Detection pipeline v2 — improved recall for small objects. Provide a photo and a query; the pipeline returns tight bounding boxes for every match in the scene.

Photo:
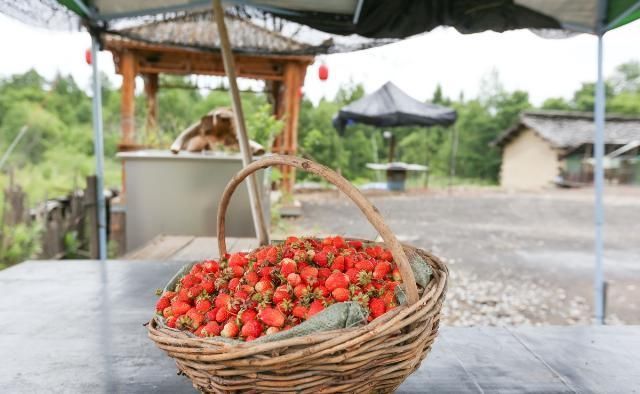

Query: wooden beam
[143,73,159,132]
[280,62,306,194]
[213,0,269,246]
[119,51,137,151]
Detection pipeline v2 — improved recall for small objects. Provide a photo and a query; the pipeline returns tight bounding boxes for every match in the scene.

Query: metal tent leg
[91,34,107,261]
[593,33,606,324]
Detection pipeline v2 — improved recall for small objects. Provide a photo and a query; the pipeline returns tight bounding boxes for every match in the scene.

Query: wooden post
[212,0,269,246]
[144,73,159,133]
[281,62,305,194]
[85,175,99,259]
[120,51,136,151]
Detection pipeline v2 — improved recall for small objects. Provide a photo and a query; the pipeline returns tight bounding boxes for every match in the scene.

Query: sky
[1,12,639,106]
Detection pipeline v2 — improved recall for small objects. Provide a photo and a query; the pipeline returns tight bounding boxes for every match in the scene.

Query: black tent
[333,82,457,133]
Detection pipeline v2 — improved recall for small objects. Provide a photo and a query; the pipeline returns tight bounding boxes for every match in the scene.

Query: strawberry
[171,301,191,317]
[201,280,215,294]
[176,315,193,330]
[156,296,171,312]
[177,288,191,302]
[392,268,402,282]
[348,240,363,250]
[313,284,330,298]
[325,272,349,291]
[272,286,291,303]
[358,271,373,286]
[332,288,350,302]
[258,307,285,328]
[239,308,258,324]
[187,284,204,299]
[206,307,219,322]
[181,274,197,288]
[293,284,310,299]
[186,309,205,328]
[313,251,329,267]
[195,299,212,313]
[162,306,173,318]
[214,294,231,309]
[332,236,347,249]
[265,326,280,335]
[201,321,221,337]
[300,266,319,285]
[255,279,273,293]
[369,298,386,318]
[373,261,391,280]
[346,268,360,284]
[330,255,345,272]
[230,265,244,278]
[292,304,308,319]
[165,316,178,328]
[380,249,393,262]
[307,300,325,317]
[280,258,297,277]
[355,260,374,273]
[221,321,239,338]
[318,267,332,282]
[215,307,229,323]
[244,270,259,286]
[287,273,302,287]
[202,260,220,273]
[229,253,248,267]
[277,299,293,314]
[240,319,263,338]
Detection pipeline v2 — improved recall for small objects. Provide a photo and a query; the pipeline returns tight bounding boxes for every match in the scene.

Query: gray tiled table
[1,260,638,393]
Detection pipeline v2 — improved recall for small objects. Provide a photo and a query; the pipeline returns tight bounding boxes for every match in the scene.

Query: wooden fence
[2,175,117,260]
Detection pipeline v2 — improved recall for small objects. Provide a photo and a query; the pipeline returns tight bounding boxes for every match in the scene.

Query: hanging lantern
[85,48,92,65]
[318,63,329,81]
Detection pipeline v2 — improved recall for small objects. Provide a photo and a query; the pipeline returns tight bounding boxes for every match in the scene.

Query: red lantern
[318,63,329,81]
[85,48,92,65]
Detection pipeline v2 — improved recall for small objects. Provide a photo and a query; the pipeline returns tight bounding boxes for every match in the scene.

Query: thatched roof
[493,110,640,149]
[104,11,311,55]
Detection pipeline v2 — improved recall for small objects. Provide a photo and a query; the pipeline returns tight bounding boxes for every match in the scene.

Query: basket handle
[216,155,420,305]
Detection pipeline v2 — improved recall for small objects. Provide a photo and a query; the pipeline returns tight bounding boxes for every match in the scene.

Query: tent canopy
[333,82,456,132]
[54,0,640,36]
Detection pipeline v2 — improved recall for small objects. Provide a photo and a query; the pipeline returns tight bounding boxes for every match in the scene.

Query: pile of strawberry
[154,236,403,341]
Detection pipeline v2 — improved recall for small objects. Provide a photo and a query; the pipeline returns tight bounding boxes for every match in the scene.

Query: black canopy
[333,82,457,132]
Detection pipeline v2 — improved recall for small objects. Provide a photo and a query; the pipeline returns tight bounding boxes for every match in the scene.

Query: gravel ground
[281,186,640,326]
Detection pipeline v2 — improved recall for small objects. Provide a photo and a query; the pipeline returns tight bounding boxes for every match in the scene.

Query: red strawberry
[201,280,215,294]
[162,306,173,318]
[221,321,239,338]
[392,268,402,282]
[380,249,393,262]
[313,251,329,267]
[293,284,309,299]
[258,307,285,328]
[230,265,244,278]
[215,307,229,323]
[300,266,319,285]
[177,288,191,302]
[206,307,219,322]
[195,299,212,313]
[239,308,258,324]
[287,273,302,287]
[202,260,220,273]
[166,316,178,328]
[240,319,263,338]
[277,299,293,314]
[325,272,349,291]
[280,258,297,277]
[332,236,347,249]
[259,266,274,279]
[176,315,193,330]
[156,296,171,312]
[369,298,386,318]
[332,288,350,302]
[255,279,273,293]
[229,253,248,267]
[318,268,332,282]
[308,300,325,317]
[201,321,221,337]
[373,261,391,280]
[330,255,345,272]
[272,286,291,303]
[313,284,330,298]
[244,271,259,286]
[348,240,363,250]
[186,310,205,328]
[292,304,308,319]
[171,301,191,316]
[187,284,203,299]
[181,274,197,288]
[355,260,374,273]
[214,294,231,309]
[346,268,360,284]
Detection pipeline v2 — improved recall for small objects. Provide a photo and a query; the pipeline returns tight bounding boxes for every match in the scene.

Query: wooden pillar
[119,51,136,151]
[143,73,158,133]
[280,62,306,194]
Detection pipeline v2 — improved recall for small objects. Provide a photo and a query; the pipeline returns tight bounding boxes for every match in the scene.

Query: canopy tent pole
[593,31,606,325]
[448,125,459,192]
[90,34,107,260]
[212,0,269,246]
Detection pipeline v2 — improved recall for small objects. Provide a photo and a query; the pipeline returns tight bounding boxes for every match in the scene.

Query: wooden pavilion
[103,11,314,193]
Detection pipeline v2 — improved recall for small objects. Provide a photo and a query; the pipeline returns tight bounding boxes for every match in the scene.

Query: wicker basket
[148,155,448,393]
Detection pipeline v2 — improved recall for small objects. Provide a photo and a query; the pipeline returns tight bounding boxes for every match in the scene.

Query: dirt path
[282,187,640,325]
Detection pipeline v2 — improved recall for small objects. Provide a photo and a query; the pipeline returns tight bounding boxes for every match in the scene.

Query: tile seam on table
[164,236,197,260]
[440,334,485,394]
[503,326,578,394]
